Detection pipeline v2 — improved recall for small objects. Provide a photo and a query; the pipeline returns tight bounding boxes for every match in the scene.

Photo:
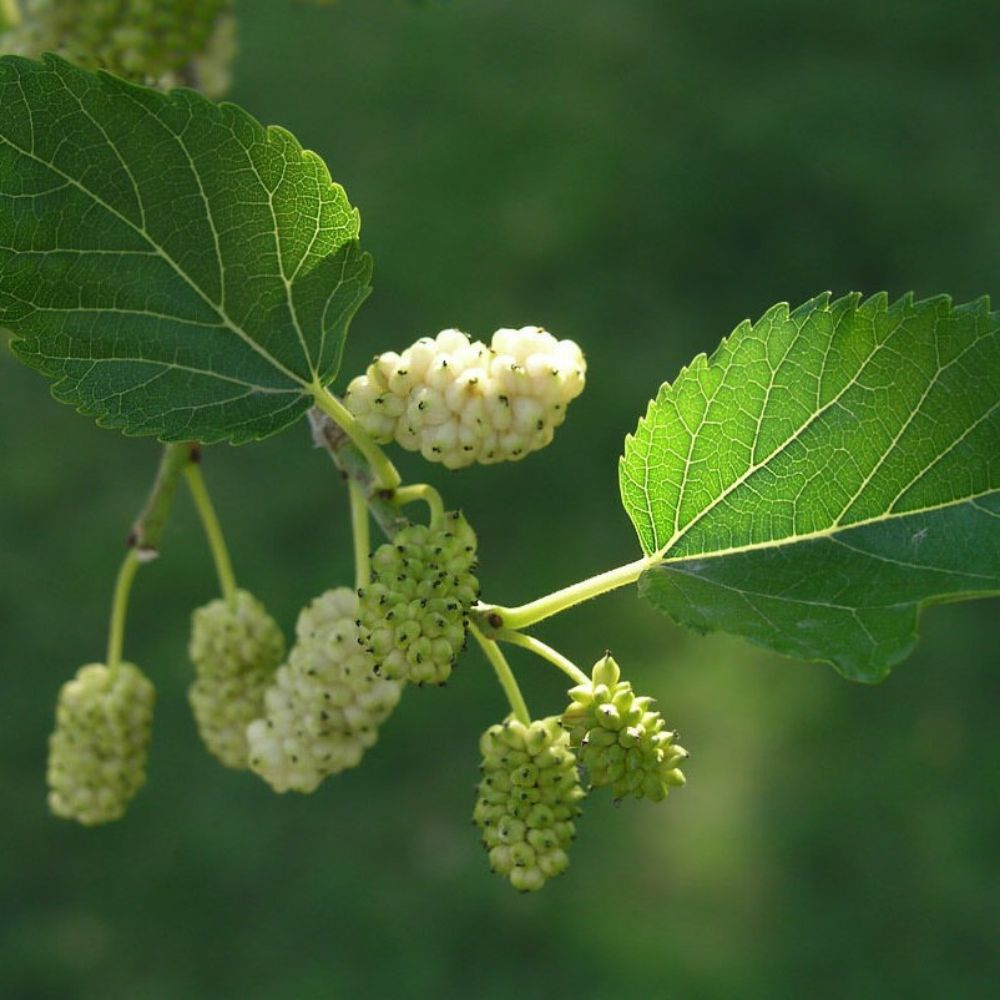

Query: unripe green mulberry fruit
[246,588,403,794]
[47,661,155,826]
[188,589,285,770]
[562,654,688,802]
[473,716,585,892]
[359,511,478,685]
[345,327,586,469]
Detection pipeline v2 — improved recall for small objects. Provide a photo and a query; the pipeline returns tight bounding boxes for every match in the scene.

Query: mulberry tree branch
[128,442,198,560]
[309,407,410,540]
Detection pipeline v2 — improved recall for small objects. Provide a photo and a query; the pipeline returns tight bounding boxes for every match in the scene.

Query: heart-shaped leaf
[0,55,371,443]
[621,293,1000,680]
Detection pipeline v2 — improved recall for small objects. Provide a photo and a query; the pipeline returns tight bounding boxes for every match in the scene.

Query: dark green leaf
[0,55,371,443]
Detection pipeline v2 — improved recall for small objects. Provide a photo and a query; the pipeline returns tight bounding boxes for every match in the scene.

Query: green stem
[185,462,238,608]
[311,385,401,491]
[475,555,652,632]
[106,442,197,669]
[394,483,445,528]
[308,408,409,540]
[130,442,196,558]
[106,548,142,671]
[349,479,371,591]
[497,630,589,685]
[470,623,531,725]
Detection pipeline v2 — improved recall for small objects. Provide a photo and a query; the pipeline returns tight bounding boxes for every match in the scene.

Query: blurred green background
[3,1,999,997]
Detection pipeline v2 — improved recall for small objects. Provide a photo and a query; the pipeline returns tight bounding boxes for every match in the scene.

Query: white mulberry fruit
[344,327,586,468]
[188,589,285,770]
[473,716,586,892]
[562,654,688,802]
[359,511,479,685]
[247,588,403,794]
[47,661,155,826]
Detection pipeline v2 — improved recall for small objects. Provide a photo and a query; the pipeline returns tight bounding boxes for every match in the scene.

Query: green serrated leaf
[0,55,371,444]
[620,292,1000,681]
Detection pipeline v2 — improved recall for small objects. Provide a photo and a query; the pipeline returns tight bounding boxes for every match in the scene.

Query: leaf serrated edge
[638,491,1000,684]
[1,54,372,445]
[619,290,998,557]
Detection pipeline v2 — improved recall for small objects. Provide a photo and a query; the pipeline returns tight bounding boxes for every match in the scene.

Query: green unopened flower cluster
[188,589,285,770]
[562,653,687,801]
[473,716,585,892]
[359,511,479,685]
[47,661,155,825]
[2,0,235,97]
[247,588,404,793]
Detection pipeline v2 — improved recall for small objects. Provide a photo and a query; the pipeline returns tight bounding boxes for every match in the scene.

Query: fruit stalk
[185,461,238,608]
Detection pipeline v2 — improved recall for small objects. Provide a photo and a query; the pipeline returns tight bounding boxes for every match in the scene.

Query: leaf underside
[620,292,1000,681]
[0,55,372,444]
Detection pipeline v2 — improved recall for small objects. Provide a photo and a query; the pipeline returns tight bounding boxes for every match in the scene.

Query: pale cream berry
[188,590,285,770]
[344,327,586,468]
[247,588,402,794]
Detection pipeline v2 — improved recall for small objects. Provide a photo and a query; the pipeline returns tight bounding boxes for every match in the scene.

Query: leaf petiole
[475,554,653,631]
[311,385,401,491]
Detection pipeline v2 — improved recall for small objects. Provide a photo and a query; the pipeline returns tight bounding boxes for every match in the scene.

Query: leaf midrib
[656,485,1000,571]
[655,559,997,619]
[649,314,996,562]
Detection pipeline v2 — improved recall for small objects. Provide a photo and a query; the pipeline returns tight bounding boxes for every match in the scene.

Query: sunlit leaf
[620,292,1000,680]
[0,55,371,443]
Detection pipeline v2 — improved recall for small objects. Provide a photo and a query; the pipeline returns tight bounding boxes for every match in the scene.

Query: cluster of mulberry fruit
[359,511,479,685]
[2,0,236,98]
[187,589,285,770]
[344,327,586,468]
[473,716,585,892]
[562,654,688,802]
[34,270,686,890]
[471,656,688,891]
[47,661,155,826]
[247,588,403,793]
